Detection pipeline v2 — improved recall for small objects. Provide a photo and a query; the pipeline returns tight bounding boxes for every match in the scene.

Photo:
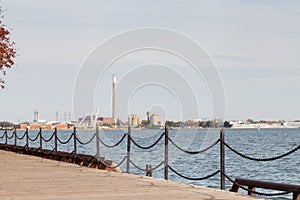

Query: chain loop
[7,132,14,139]
[57,133,74,144]
[0,132,5,139]
[223,141,300,161]
[168,137,219,154]
[15,132,26,140]
[168,165,220,181]
[75,133,96,145]
[98,133,126,148]
[41,132,55,142]
[130,132,164,150]
[28,132,41,142]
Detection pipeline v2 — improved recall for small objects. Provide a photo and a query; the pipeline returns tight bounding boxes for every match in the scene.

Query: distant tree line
[246,119,286,124]
[199,120,224,128]
[0,121,14,128]
[165,121,183,127]
[165,120,225,128]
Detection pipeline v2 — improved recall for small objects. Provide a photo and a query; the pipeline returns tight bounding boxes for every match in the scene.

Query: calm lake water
[1,128,299,199]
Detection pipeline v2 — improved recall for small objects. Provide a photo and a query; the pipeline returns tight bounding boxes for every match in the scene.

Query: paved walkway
[0,150,263,199]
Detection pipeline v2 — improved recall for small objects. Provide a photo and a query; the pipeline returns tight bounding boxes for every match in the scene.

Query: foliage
[0,121,14,128]
[0,6,16,88]
[21,121,31,126]
[165,121,182,127]
[185,119,200,127]
[140,120,149,125]
[246,119,255,124]
[102,123,111,127]
[199,120,223,128]
[247,119,286,124]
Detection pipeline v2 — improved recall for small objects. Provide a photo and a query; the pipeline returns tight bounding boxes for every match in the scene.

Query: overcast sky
[1,0,300,123]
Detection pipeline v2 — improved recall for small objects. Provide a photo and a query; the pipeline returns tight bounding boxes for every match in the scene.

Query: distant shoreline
[4,126,298,131]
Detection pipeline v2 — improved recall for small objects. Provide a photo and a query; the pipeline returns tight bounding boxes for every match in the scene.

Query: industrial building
[129,114,141,127]
[149,113,164,127]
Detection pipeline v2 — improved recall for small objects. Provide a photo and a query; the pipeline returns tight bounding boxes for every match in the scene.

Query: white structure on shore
[229,120,299,129]
[129,114,141,127]
[149,113,164,126]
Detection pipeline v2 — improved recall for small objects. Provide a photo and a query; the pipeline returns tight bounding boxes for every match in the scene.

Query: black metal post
[5,130,7,145]
[146,164,152,177]
[126,125,131,173]
[14,128,17,146]
[26,128,29,148]
[293,192,300,200]
[39,128,42,149]
[73,127,77,155]
[164,126,169,180]
[54,127,58,154]
[96,127,100,161]
[220,129,225,190]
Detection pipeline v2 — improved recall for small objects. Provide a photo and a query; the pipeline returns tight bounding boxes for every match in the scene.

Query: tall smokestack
[112,74,116,123]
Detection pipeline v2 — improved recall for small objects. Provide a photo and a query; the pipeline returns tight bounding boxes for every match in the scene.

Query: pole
[14,128,17,146]
[73,127,77,155]
[146,164,152,177]
[26,128,29,148]
[220,129,225,190]
[54,127,58,154]
[293,192,300,200]
[5,130,7,145]
[39,128,42,149]
[96,126,100,161]
[164,125,169,180]
[126,125,131,173]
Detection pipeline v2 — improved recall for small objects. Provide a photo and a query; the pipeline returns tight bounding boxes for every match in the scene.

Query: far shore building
[129,114,141,127]
[149,113,164,127]
[77,115,113,127]
[98,117,114,126]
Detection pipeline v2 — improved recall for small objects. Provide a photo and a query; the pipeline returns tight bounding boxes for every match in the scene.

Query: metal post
[5,130,7,145]
[39,128,42,149]
[126,125,131,173]
[293,192,300,200]
[146,164,152,177]
[14,129,17,146]
[54,127,58,154]
[96,127,100,161]
[220,129,225,190]
[73,127,77,155]
[248,186,256,196]
[26,128,29,148]
[164,126,169,180]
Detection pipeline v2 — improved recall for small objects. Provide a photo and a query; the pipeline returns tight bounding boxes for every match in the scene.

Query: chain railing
[219,130,300,199]
[223,140,300,162]
[0,126,299,199]
[98,133,127,148]
[129,132,165,150]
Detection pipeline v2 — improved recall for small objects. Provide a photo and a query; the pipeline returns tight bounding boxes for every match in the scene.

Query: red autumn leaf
[0,6,16,89]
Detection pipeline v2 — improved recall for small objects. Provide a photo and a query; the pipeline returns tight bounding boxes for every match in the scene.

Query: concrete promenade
[0,150,263,200]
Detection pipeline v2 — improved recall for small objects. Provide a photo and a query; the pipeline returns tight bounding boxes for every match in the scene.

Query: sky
[1,0,300,123]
